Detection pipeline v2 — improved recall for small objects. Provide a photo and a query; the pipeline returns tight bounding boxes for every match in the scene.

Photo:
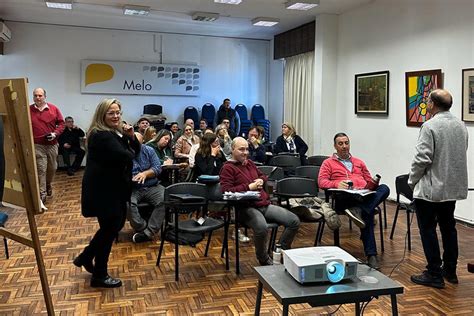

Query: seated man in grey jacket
[128,133,165,243]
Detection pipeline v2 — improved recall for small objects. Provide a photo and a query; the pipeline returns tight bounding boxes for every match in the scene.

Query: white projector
[283,246,359,284]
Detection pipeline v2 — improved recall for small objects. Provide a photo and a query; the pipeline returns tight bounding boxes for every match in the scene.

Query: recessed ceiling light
[45,0,73,10]
[192,12,219,22]
[285,0,320,10]
[252,17,279,27]
[123,5,150,16]
[214,0,242,4]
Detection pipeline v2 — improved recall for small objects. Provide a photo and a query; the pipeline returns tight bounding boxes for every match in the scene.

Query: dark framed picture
[355,71,389,115]
[405,69,443,127]
[462,68,474,122]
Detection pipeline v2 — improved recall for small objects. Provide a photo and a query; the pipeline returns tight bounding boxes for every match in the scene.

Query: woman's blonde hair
[88,98,122,137]
[282,122,296,137]
[215,124,227,136]
[143,126,157,143]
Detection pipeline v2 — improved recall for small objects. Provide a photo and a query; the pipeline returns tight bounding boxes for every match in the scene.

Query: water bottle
[373,174,381,184]
[273,243,282,265]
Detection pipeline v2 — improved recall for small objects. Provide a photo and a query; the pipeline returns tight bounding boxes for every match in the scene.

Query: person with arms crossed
[318,132,390,269]
[30,88,65,203]
[58,116,85,176]
[408,89,468,289]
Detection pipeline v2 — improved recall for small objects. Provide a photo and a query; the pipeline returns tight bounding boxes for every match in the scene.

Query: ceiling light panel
[285,0,320,10]
[192,12,219,22]
[252,17,279,27]
[123,5,150,16]
[214,0,242,4]
[45,0,73,10]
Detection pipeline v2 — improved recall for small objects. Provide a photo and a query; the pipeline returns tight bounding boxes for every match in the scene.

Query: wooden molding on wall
[274,21,315,60]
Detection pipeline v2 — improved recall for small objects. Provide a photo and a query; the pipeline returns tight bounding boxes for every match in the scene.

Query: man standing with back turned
[30,88,65,203]
[409,89,468,289]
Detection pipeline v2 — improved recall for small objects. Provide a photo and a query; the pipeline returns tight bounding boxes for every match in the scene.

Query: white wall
[267,39,284,141]
[0,22,271,130]
[320,0,474,222]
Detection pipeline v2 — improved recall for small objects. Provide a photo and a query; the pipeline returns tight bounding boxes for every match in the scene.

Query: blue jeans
[335,184,390,256]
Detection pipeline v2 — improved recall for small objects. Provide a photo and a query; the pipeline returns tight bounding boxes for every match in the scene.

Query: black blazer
[274,135,308,161]
[194,152,226,179]
[81,131,139,218]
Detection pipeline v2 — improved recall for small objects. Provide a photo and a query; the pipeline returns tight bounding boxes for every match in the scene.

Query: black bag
[165,229,204,247]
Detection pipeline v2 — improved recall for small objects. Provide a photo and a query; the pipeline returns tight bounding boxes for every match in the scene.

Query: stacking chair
[201,103,216,129]
[389,174,415,250]
[235,104,252,137]
[251,104,270,140]
[256,166,284,182]
[183,106,199,129]
[156,182,228,281]
[274,177,325,246]
[295,166,326,200]
[307,155,329,166]
[143,104,163,115]
[270,154,301,176]
[0,211,9,259]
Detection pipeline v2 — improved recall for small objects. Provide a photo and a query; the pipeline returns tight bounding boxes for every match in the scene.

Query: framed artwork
[405,69,443,127]
[462,68,474,122]
[354,71,389,115]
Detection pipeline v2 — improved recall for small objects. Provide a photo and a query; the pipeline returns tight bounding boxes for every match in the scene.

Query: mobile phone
[347,180,353,189]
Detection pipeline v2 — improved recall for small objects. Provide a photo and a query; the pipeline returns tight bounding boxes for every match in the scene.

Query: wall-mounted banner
[81,60,200,96]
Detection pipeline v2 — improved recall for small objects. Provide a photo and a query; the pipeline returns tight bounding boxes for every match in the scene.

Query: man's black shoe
[73,256,94,274]
[468,263,474,273]
[90,275,122,288]
[67,168,75,176]
[442,269,459,284]
[411,270,445,289]
[132,232,152,243]
[344,207,366,229]
[367,255,379,269]
[258,257,273,266]
[46,185,53,196]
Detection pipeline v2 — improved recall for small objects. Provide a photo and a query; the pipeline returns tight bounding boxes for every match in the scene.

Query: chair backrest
[270,154,301,168]
[395,174,413,202]
[183,106,199,129]
[251,104,265,123]
[235,104,249,121]
[201,103,216,128]
[275,177,318,196]
[295,166,320,184]
[164,182,208,213]
[257,166,284,181]
[143,104,163,115]
[307,155,329,166]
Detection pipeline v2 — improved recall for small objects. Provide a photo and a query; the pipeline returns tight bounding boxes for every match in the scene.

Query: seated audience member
[127,133,165,243]
[194,133,226,180]
[256,125,266,143]
[222,118,237,139]
[174,124,200,163]
[217,98,237,129]
[215,124,232,160]
[318,132,390,269]
[175,118,195,139]
[195,119,208,138]
[136,117,151,135]
[247,126,266,164]
[58,116,86,176]
[220,137,300,265]
[189,129,214,168]
[142,126,156,143]
[147,129,173,165]
[274,122,308,165]
[169,122,180,145]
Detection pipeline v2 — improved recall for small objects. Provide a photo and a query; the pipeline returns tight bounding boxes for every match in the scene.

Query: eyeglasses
[185,129,193,131]
[106,111,122,116]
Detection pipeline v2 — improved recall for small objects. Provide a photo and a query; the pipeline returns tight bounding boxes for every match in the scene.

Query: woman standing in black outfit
[194,133,226,179]
[73,98,139,288]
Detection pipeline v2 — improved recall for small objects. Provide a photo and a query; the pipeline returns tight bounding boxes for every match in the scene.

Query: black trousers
[81,208,126,278]
[415,199,458,276]
[61,146,85,170]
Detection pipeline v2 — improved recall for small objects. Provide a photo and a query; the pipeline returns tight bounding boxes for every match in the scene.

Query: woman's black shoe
[90,275,122,288]
[73,256,94,274]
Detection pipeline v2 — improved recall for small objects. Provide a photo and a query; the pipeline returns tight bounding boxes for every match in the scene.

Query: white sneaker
[231,229,250,243]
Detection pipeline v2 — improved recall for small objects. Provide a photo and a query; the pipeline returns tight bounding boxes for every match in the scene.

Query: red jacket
[30,103,65,145]
[318,154,375,190]
[220,159,269,208]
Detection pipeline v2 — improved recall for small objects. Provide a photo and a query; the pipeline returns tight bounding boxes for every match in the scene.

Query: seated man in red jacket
[220,137,300,266]
[318,132,390,269]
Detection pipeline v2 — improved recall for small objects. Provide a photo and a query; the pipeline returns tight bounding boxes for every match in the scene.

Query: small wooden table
[254,264,403,315]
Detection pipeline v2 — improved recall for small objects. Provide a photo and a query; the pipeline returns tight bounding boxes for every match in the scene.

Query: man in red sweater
[318,132,389,269]
[220,137,300,266]
[30,88,65,203]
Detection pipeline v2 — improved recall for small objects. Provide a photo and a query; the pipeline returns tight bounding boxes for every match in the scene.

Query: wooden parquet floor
[1,169,474,315]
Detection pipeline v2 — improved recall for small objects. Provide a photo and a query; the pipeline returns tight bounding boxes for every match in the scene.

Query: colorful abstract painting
[405,69,443,127]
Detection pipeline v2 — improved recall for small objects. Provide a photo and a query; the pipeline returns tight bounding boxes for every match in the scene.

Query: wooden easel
[0,79,54,315]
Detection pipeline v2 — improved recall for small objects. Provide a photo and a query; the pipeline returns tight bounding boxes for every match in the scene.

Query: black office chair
[274,177,325,246]
[156,182,228,281]
[257,166,285,182]
[307,155,329,166]
[389,174,415,250]
[295,166,327,200]
[270,154,301,176]
[0,211,9,259]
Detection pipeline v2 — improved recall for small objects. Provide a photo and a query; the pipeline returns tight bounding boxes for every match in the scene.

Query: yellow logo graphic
[85,63,114,86]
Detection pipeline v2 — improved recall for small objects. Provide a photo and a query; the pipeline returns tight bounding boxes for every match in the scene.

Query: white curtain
[283,51,315,156]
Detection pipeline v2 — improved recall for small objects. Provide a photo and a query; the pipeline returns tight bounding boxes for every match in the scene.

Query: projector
[283,246,359,284]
